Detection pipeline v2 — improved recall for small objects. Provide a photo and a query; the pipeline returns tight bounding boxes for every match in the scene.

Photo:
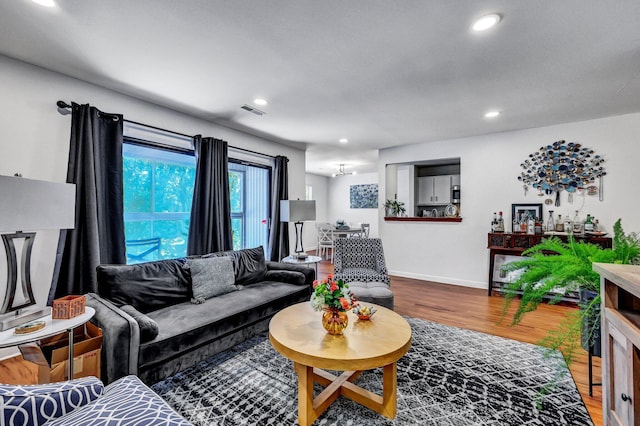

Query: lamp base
[0,306,51,331]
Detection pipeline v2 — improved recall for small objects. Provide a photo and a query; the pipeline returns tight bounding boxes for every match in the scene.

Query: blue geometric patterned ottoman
[46,375,192,425]
[0,376,104,426]
[1,375,192,426]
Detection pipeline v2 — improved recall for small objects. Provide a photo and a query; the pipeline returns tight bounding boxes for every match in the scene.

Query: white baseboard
[388,270,487,290]
[0,348,20,362]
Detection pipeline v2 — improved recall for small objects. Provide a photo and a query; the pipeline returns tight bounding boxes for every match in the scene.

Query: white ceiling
[2,1,640,176]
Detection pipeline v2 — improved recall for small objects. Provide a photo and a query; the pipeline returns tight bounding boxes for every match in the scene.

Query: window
[228,161,270,251]
[305,184,313,201]
[123,142,195,262]
[122,130,272,264]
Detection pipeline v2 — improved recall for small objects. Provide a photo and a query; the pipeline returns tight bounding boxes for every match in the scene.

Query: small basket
[52,295,86,319]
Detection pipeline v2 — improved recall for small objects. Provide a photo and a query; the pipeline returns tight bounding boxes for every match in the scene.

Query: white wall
[304,173,329,251]
[379,112,640,288]
[0,55,307,358]
[328,172,380,237]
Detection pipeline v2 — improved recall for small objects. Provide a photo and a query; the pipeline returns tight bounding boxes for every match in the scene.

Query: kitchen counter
[384,216,462,222]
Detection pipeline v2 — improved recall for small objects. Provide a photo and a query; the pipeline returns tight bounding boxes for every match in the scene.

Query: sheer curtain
[187,135,233,255]
[267,155,289,261]
[49,103,126,301]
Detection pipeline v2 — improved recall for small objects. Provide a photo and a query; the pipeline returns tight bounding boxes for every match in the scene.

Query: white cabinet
[417,175,452,205]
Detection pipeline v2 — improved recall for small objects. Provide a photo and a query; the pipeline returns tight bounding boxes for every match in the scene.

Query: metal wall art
[518,140,606,206]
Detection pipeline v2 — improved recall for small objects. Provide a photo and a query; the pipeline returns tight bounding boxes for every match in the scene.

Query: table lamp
[0,175,76,330]
[280,200,316,258]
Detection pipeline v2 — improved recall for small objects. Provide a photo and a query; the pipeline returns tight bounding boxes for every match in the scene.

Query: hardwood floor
[0,258,602,425]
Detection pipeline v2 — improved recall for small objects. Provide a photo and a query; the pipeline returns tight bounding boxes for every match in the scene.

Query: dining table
[333,226,363,238]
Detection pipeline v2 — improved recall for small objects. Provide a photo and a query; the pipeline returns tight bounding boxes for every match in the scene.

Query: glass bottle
[491,212,497,232]
[584,214,594,232]
[555,214,564,232]
[527,213,535,235]
[573,210,583,234]
[496,211,505,232]
[534,217,542,234]
[564,215,572,233]
[546,210,555,233]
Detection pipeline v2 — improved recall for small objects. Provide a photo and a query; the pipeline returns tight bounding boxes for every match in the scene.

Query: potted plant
[384,199,406,217]
[501,219,640,362]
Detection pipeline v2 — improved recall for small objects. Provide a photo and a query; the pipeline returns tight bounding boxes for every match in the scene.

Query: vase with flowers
[310,274,358,335]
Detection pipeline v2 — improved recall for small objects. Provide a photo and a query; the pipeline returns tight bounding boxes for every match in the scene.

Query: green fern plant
[501,219,640,358]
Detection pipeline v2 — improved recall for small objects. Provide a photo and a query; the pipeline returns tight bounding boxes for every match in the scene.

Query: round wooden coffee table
[269,302,411,426]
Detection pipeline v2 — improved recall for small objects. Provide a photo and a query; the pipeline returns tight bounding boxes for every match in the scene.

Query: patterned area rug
[151,317,593,425]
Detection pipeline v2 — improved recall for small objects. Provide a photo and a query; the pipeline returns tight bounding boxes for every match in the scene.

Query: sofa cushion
[204,246,267,286]
[0,376,104,426]
[120,304,159,343]
[45,375,192,426]
[263,269,306,285]
[187,256,236,302]
[97,259,190,313]
[138,281,310,369]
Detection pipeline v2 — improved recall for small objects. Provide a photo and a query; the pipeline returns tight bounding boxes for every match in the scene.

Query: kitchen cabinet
[592,263,640,426]
[417,175,451,205]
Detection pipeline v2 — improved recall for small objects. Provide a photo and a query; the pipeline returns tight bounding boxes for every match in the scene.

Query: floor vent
[241,105,266,116]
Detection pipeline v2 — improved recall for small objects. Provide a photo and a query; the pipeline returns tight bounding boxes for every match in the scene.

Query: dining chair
[360,223,370,238]
[316,223,335,262]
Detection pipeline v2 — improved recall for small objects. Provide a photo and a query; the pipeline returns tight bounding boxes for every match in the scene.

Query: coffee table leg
[296,363,316,426]
[295,362,398,423]
[382,362,398,418]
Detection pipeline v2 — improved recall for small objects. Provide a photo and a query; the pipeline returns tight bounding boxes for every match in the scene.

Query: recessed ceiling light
[484,110,501,118]
[253,98,268,106]
[339,138,348,144]
[32,0,56,6]
[472,14,501,31]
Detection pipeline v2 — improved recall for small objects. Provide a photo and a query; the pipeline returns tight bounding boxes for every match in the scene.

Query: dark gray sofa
[86,247,313,385]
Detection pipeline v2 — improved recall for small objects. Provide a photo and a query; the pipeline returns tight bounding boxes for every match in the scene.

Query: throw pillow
[0,376,104,426]
[96,259,190,313]
[120,305,160,342]
[204,246,267,285]
[187,256,236,303]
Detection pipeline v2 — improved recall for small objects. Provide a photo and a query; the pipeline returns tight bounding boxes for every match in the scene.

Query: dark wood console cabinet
[487,232,612,298]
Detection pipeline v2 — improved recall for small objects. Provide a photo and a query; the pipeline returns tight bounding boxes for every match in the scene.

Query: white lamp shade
[0,175,76,231]
[280,200,316,222]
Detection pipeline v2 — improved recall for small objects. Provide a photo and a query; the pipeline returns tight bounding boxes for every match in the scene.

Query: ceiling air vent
[241,104,266,116]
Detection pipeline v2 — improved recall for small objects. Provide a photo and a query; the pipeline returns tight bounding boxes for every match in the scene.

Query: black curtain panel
[49,103,126,301]
[267,155,289,261]
[187,135,233,255]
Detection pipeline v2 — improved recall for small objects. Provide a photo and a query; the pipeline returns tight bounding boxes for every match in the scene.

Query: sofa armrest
[0,376,104,426]
[266,261,314,285]
[86,293,140,385]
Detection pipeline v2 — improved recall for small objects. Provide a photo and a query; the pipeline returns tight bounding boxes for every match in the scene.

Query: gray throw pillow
[120,304,159,343]
[187,256,236,303]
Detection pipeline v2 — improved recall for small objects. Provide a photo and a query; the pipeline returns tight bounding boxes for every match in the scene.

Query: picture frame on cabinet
[511,203,543,225]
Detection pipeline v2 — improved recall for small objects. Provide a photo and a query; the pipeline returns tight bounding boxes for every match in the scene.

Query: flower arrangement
[310,274,358,312]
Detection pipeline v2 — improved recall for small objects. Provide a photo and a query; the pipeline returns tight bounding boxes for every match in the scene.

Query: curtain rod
[56,101,276,159]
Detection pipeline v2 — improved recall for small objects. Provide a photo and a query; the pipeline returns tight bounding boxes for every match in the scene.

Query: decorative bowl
[353,305,377,320]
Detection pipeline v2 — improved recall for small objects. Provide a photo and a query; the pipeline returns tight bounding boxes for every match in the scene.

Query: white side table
[0,307,95,381]
[281,255,322,279]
